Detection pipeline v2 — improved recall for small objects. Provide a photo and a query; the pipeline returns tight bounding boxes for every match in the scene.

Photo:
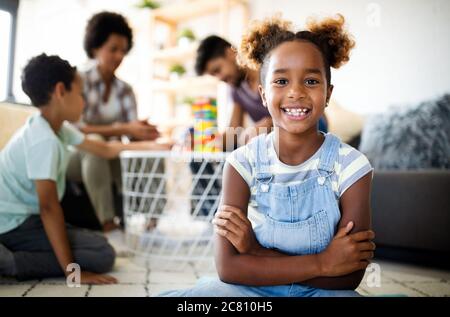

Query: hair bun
[306,14,355,69]
[238,16,294,70]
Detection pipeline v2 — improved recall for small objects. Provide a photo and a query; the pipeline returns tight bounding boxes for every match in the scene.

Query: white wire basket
[120,150,228,272]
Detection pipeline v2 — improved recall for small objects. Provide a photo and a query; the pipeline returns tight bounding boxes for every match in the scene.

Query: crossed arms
[213,162,375,289]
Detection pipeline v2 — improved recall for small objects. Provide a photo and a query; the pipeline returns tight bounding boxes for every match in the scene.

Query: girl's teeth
[284,108,309,115]
[282,108,310,117]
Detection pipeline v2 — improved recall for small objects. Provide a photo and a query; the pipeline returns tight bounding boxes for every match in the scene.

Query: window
[0,11,12,101]
[0,0,18,102]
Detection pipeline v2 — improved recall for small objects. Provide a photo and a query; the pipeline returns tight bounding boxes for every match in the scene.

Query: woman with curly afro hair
[67,12,161,232]
[160,14,376,297]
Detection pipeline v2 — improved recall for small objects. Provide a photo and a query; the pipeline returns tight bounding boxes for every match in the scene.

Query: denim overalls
[252,132,340,257]
[160,133,361,297]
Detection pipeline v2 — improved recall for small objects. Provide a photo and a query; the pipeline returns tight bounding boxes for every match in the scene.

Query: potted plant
[169,64,186,80]
[136,0,160,9]
[177,28,196,47]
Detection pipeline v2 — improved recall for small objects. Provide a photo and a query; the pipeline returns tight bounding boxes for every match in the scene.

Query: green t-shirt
[0,113,84,234]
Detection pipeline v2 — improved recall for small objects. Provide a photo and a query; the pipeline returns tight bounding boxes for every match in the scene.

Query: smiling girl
[160,14,375,297]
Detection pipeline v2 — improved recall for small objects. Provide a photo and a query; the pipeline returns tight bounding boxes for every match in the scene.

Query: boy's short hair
[195,35,232,75]
[21,53,77,107]
[84,11,133,59]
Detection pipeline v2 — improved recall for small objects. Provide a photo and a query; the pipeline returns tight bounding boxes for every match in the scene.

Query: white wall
[249,0,450,113]
[12,0,450,116]
[0,10,12,100]
[13,0,153,118]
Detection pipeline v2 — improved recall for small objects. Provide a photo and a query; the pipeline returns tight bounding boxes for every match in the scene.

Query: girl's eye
[274,79,288,85]
[305,79,319,85]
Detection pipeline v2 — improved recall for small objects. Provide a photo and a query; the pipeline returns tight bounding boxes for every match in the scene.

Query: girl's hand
[79,271,118,285]
[317,222,376,277]
[212,205,261,255]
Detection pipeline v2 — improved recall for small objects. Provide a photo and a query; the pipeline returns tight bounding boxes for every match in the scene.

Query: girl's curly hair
[238,14,355,85]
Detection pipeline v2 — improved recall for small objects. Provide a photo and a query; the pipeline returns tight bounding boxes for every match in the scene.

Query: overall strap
[254,134,273,184]
[317,133,341,173]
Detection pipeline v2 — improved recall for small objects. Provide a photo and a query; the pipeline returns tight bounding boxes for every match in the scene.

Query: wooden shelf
[152,0,247,25]
[152,42,198,63]
[147,0,249,124]
[152,75,219,94]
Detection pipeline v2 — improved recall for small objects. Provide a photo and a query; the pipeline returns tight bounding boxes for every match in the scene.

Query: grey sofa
[371,170,450,268]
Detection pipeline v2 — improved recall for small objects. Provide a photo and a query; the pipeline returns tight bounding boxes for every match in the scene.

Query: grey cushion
[359,94,450,169]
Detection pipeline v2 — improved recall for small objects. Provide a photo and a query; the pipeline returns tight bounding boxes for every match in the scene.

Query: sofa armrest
[0,102,37,150]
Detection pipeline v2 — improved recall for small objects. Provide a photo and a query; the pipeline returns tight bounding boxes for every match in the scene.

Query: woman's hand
[123,119,160,141]
[317,222,376,277]
[212,205,262,255]
[79,271,118,285]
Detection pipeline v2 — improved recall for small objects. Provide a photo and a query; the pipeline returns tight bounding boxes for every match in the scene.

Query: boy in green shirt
[0,54,169,283]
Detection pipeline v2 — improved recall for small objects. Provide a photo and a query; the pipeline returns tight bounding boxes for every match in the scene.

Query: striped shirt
[80,66,137,126]
[227,132,373,206]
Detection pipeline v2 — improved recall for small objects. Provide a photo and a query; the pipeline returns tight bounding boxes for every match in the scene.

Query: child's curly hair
[238,14,355,86]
